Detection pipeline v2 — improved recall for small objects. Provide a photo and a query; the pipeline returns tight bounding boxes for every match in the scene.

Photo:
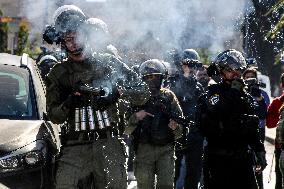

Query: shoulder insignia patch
[208,94,219,105]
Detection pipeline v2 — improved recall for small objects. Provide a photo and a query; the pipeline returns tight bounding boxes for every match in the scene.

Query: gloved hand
[63,93,88,109]
[250,87,262,98]
[93,86,121,110]
[231,78,245,92]
[255,151,267,173]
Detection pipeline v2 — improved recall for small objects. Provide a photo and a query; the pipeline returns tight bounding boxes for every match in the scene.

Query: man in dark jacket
[170,49,204,189]
[197,49,267,189]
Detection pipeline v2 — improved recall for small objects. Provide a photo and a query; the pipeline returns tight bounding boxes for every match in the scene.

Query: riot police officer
[170,49,204,189]
[45,5,149,189]
[197,49,267,189]
[125,59,183,189]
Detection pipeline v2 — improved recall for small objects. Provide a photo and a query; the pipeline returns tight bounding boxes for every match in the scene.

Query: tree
[15,20,29,55]
[266,0,284,39]
[242,0,284,95]
[0,9,9,52]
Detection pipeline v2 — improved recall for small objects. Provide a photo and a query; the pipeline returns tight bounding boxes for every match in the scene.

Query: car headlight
[0,156,22,169]
[24,151,43,165]
[0,141,46,171]
[0,150,44,171]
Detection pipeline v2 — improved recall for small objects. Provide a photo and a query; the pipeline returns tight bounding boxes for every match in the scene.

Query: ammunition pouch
[96,127,119,140]
[61,131,95,146]
[61,107,118,146]
[239,114,259,139]
[240,114,259,128]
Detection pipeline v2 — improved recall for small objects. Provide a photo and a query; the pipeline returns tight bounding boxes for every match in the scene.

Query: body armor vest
[139,94,174,145]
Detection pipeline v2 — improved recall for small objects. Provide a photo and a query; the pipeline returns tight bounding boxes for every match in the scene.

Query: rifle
[72,82,110,131]
[74,82,105,97]
[168,112,195,128]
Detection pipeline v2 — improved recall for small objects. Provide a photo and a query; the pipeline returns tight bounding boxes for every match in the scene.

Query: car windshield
[0,65,37,120]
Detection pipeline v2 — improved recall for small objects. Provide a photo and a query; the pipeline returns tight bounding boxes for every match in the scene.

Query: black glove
[63,94,88,109]
[251,87,262,98]
[93,85,120,110]
[231,78,245,92]
[255,151,267,171]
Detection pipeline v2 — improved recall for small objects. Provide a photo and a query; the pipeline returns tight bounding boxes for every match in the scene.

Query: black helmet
[53,5,86,34]
[214,49,247,71]
[139,59,167,77]
[182,49,200,61]
[181,49,202,68]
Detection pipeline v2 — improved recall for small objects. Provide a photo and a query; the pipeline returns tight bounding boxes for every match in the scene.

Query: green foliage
[197,49,211,65]
[23,33,42,59]
[266,0,284,39]
[265,0,284,16]
[15,21,29,55]
[0,9,9,52]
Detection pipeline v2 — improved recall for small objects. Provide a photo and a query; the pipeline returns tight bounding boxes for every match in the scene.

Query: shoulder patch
[208,93,220,105]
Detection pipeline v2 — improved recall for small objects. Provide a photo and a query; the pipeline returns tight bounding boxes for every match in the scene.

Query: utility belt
[61,107,119,146]
[207,147,250,160]
[62,127,119,146]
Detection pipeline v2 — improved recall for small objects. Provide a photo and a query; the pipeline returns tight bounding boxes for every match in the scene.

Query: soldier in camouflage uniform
[125,59,184,189]
[45,5,149,189]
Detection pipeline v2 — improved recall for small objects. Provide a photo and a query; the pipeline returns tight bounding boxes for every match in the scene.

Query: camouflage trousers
[92,137,128,189]
[279,150,284,189]
[55,144,94,189]
[134,143,175,189]
[55,137,127,189]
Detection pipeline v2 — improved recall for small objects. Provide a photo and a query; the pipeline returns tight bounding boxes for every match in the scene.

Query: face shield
[82,18,110,54]
[215,49,246,71]
[53,5,86,56]
[139,59,166,94]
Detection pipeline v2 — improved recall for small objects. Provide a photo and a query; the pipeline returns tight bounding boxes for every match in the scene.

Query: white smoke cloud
[20,0,58,34]
[20,0,250,57]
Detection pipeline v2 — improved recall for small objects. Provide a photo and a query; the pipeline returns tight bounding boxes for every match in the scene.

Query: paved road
[264,128,276,189]
[128,128,277,189]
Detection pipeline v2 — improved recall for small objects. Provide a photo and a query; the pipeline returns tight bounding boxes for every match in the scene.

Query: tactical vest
[200,83,257,150]
[138,93,174,146]
[58,60,116,134]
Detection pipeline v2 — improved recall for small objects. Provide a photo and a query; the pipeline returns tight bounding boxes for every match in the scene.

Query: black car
[0,53,61,189]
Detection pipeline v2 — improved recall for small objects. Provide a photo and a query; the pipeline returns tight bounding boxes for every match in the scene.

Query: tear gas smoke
[20,0,250,59]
